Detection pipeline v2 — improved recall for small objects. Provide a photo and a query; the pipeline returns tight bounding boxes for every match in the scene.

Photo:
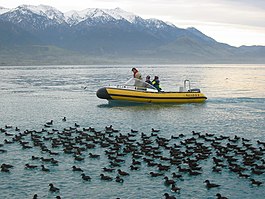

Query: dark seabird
[115,176,124,183]
[49,183,59,192]
[164,193,176,199]
[171,184,181,192]
[1,167,10,172]
[204,180,220,188]
[100,174,113,181]
[172,172,182,178]
[81,173,91,181]
[25,164,38,169]
[152,128,160,133]
[216,193,228,199]
[102,167,115,172]
[46,120,53,125]
[72,166,83,172]
[41,165,50,172]
[164,176,175,186]
[89,153,100,158]
[117,169,129,176]
[150,172,163,177]
[250,179,263,186]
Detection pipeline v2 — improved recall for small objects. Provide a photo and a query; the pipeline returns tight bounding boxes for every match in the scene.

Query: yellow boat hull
[97,87,207,103]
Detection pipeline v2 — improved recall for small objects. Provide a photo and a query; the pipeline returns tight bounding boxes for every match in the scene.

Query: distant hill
[0,4,265,65]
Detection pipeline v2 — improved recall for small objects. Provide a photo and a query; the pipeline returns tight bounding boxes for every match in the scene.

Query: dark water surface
[0,64,264,199]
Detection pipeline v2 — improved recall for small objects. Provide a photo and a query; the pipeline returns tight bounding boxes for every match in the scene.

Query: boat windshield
[124,78,157,90]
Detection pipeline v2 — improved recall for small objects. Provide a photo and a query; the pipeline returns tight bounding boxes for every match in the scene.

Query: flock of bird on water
[0,118,264,199]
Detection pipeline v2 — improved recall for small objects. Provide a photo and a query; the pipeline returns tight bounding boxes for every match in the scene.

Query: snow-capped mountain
[0,4,193,46]
[0,4,176,29]
[1,4,263,64]
[0,5,68,30]
[0,6,10,14]
[17,4,65,23]
[65,7,140,25]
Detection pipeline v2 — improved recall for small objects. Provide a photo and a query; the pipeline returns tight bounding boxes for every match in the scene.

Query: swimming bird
[100,174,113,181]
[5,132,13,136]
[4,139,13,144]
[1,167,10,172]
[164,193,176,199]
[1,164,13,172]
[5,125,12,129]
[72,166,83,172]
[204,180,220,188]
[132,159,141,165]
[117,169,129,176]
[49,183,59,192]
[105,125,113,131]
[46,120,53,125]
[172,172,182,178]
[41,165,50,172]
[25,164,38,169]
[238,172,250,178]
[62,117,66,122]
[81,173,91,181]
[33,194,38,199]
[32,156,40,160]
[152,128,160,133]
[150,172,163,177]
[188,169,202,176]
[1,163,14,168]
[251,168,264,175]
[102,167,115,172]
[216,193,228,199]
[74,155,84,161]
[171,184,181,192]
[115,176,124,183]
[130,165,140,170]
[212,166,222,173]
[0,149,7,153]
[164,176,175,186]
[89,153,100,158]
[250,179,263,186]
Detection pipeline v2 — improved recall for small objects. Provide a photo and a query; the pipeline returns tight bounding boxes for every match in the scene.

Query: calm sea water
[0,64,264,199]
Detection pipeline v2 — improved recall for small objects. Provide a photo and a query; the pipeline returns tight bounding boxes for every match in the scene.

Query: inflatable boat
[96,78,207,104]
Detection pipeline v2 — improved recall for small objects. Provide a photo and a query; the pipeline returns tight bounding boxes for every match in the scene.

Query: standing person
[131,68,142,80]
[145,75,152,85]
[152,76,162,91]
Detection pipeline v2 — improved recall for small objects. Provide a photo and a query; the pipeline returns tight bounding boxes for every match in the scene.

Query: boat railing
[123,78,158,90]
[114,84,158,92]
[179,80,201,93]
[109,78,201,93]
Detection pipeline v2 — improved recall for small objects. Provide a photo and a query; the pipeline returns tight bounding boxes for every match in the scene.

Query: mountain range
[0,4,264,65]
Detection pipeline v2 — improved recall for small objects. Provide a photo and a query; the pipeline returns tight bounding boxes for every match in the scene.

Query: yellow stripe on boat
[105,87,207,103]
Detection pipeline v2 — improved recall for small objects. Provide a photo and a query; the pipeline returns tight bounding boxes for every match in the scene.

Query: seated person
[131,67,142,80]
[152,76,162,91]
[145,75,152,85]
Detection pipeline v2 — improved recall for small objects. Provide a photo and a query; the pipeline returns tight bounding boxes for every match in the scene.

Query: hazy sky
[1,0,265,47]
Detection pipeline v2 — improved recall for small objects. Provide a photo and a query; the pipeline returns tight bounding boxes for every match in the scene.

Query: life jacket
[152,80,161,91]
